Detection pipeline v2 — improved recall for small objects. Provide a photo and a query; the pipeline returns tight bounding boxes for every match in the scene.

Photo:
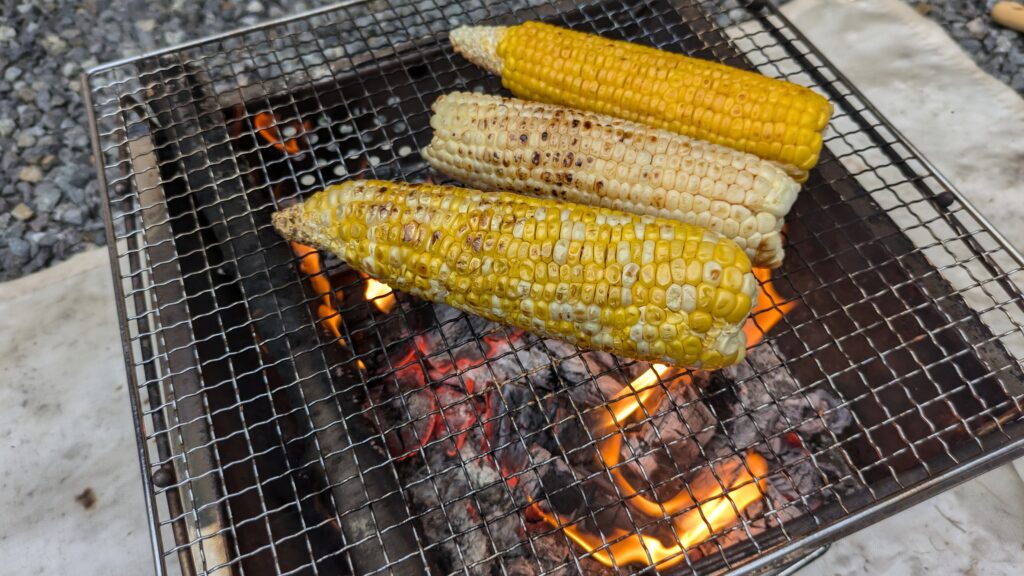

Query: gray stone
[41,33,68,55]
[961,38,983,55]
[54,204,86,226]
[994,34,1013,54]
[35,90,52,112]
[0,118,14,138]
[8,237,33,260]
[34,183,63,212]
[11,203,34,222]
[15,131,36,149]
[1013,70,1024,92]
[965,17,987,38]
[4,66,23,82]
[18,166,44,184]
[1010,49,1024,68]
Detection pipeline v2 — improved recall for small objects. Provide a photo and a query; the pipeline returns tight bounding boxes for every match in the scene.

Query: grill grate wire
[83,0,1024,575]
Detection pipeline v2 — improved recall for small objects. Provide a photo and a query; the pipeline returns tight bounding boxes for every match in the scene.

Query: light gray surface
[0,248,152,574]
[1,0,1023,574]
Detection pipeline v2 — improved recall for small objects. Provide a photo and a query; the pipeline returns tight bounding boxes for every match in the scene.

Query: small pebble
[11,203,34,222]
[15,131,36,148]
[18,166,43,184]
[299,174,316,187]
[4,66,23,82]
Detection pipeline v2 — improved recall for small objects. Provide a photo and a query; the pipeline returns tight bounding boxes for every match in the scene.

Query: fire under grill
[84,0,1024,574]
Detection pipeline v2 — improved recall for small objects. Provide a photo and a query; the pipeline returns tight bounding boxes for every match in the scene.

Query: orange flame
[744,268,796,347]
[291,243,345,341]
[364,277,397,314]
[254,112,311,155]
[532,453,767,569]
[533,272,794,567]
[292,242,367,371]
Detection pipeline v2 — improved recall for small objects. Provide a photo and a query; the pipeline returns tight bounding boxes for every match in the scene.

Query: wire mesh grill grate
[84,0,1024,575]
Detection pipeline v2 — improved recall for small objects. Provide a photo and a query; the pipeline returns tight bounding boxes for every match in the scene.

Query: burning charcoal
[790,389,853,437]
[366,359,440,461]
[487,382,561,471]
[541,338,649,385]
[624,384,718,489]
[415,303,502,351]
[408,458,522,576]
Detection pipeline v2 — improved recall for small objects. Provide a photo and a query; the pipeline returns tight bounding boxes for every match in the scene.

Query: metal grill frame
[82,0,1024,575]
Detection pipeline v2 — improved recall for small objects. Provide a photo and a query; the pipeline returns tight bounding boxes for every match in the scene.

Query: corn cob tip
[272,204,320,246]
[449,25,507,75]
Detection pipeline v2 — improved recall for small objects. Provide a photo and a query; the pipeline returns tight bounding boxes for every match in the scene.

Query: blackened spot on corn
[520,134,528,143]
[596,181,604,191]
[583,120,592,129]
[571,119,580,128]
[563,152,574,168]
[541,131,549,141]
[532,152,541,165]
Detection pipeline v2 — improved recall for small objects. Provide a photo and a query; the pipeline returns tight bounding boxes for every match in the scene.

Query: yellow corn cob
[423,92,799,268]
[272,180,758,369]
[449,21,832,181]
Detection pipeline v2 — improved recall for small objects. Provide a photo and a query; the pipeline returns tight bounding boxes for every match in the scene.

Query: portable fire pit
[83,0,1024,574]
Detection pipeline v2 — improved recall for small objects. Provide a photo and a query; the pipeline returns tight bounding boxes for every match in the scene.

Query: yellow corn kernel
[449,22,832,181]
[272,180,754,369]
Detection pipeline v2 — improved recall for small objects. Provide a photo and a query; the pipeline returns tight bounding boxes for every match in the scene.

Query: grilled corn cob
[449,21,832,181]
[423,92,799,268]
[272,180,757,369]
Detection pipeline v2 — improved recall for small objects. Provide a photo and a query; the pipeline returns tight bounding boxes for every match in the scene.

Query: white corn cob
[422,92,800,268]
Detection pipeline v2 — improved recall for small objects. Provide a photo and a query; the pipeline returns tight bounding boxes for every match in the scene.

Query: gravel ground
[0,0,312,281]
[0,0,1021,281]
[907,0,1024,90]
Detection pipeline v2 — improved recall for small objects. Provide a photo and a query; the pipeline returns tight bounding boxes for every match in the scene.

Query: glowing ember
[254,112,310,155]
[364,277,397,313]
[532,453,767,569]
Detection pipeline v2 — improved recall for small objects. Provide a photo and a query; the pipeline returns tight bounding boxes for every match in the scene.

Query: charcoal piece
[415,303,502,351]
[624,383,718,489]
[409,458,522,576]
[541,338,649,386]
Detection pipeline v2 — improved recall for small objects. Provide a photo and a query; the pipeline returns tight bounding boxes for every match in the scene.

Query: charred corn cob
[272,180,758,369]
[423,92,799,268]
[449,21,832,181]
